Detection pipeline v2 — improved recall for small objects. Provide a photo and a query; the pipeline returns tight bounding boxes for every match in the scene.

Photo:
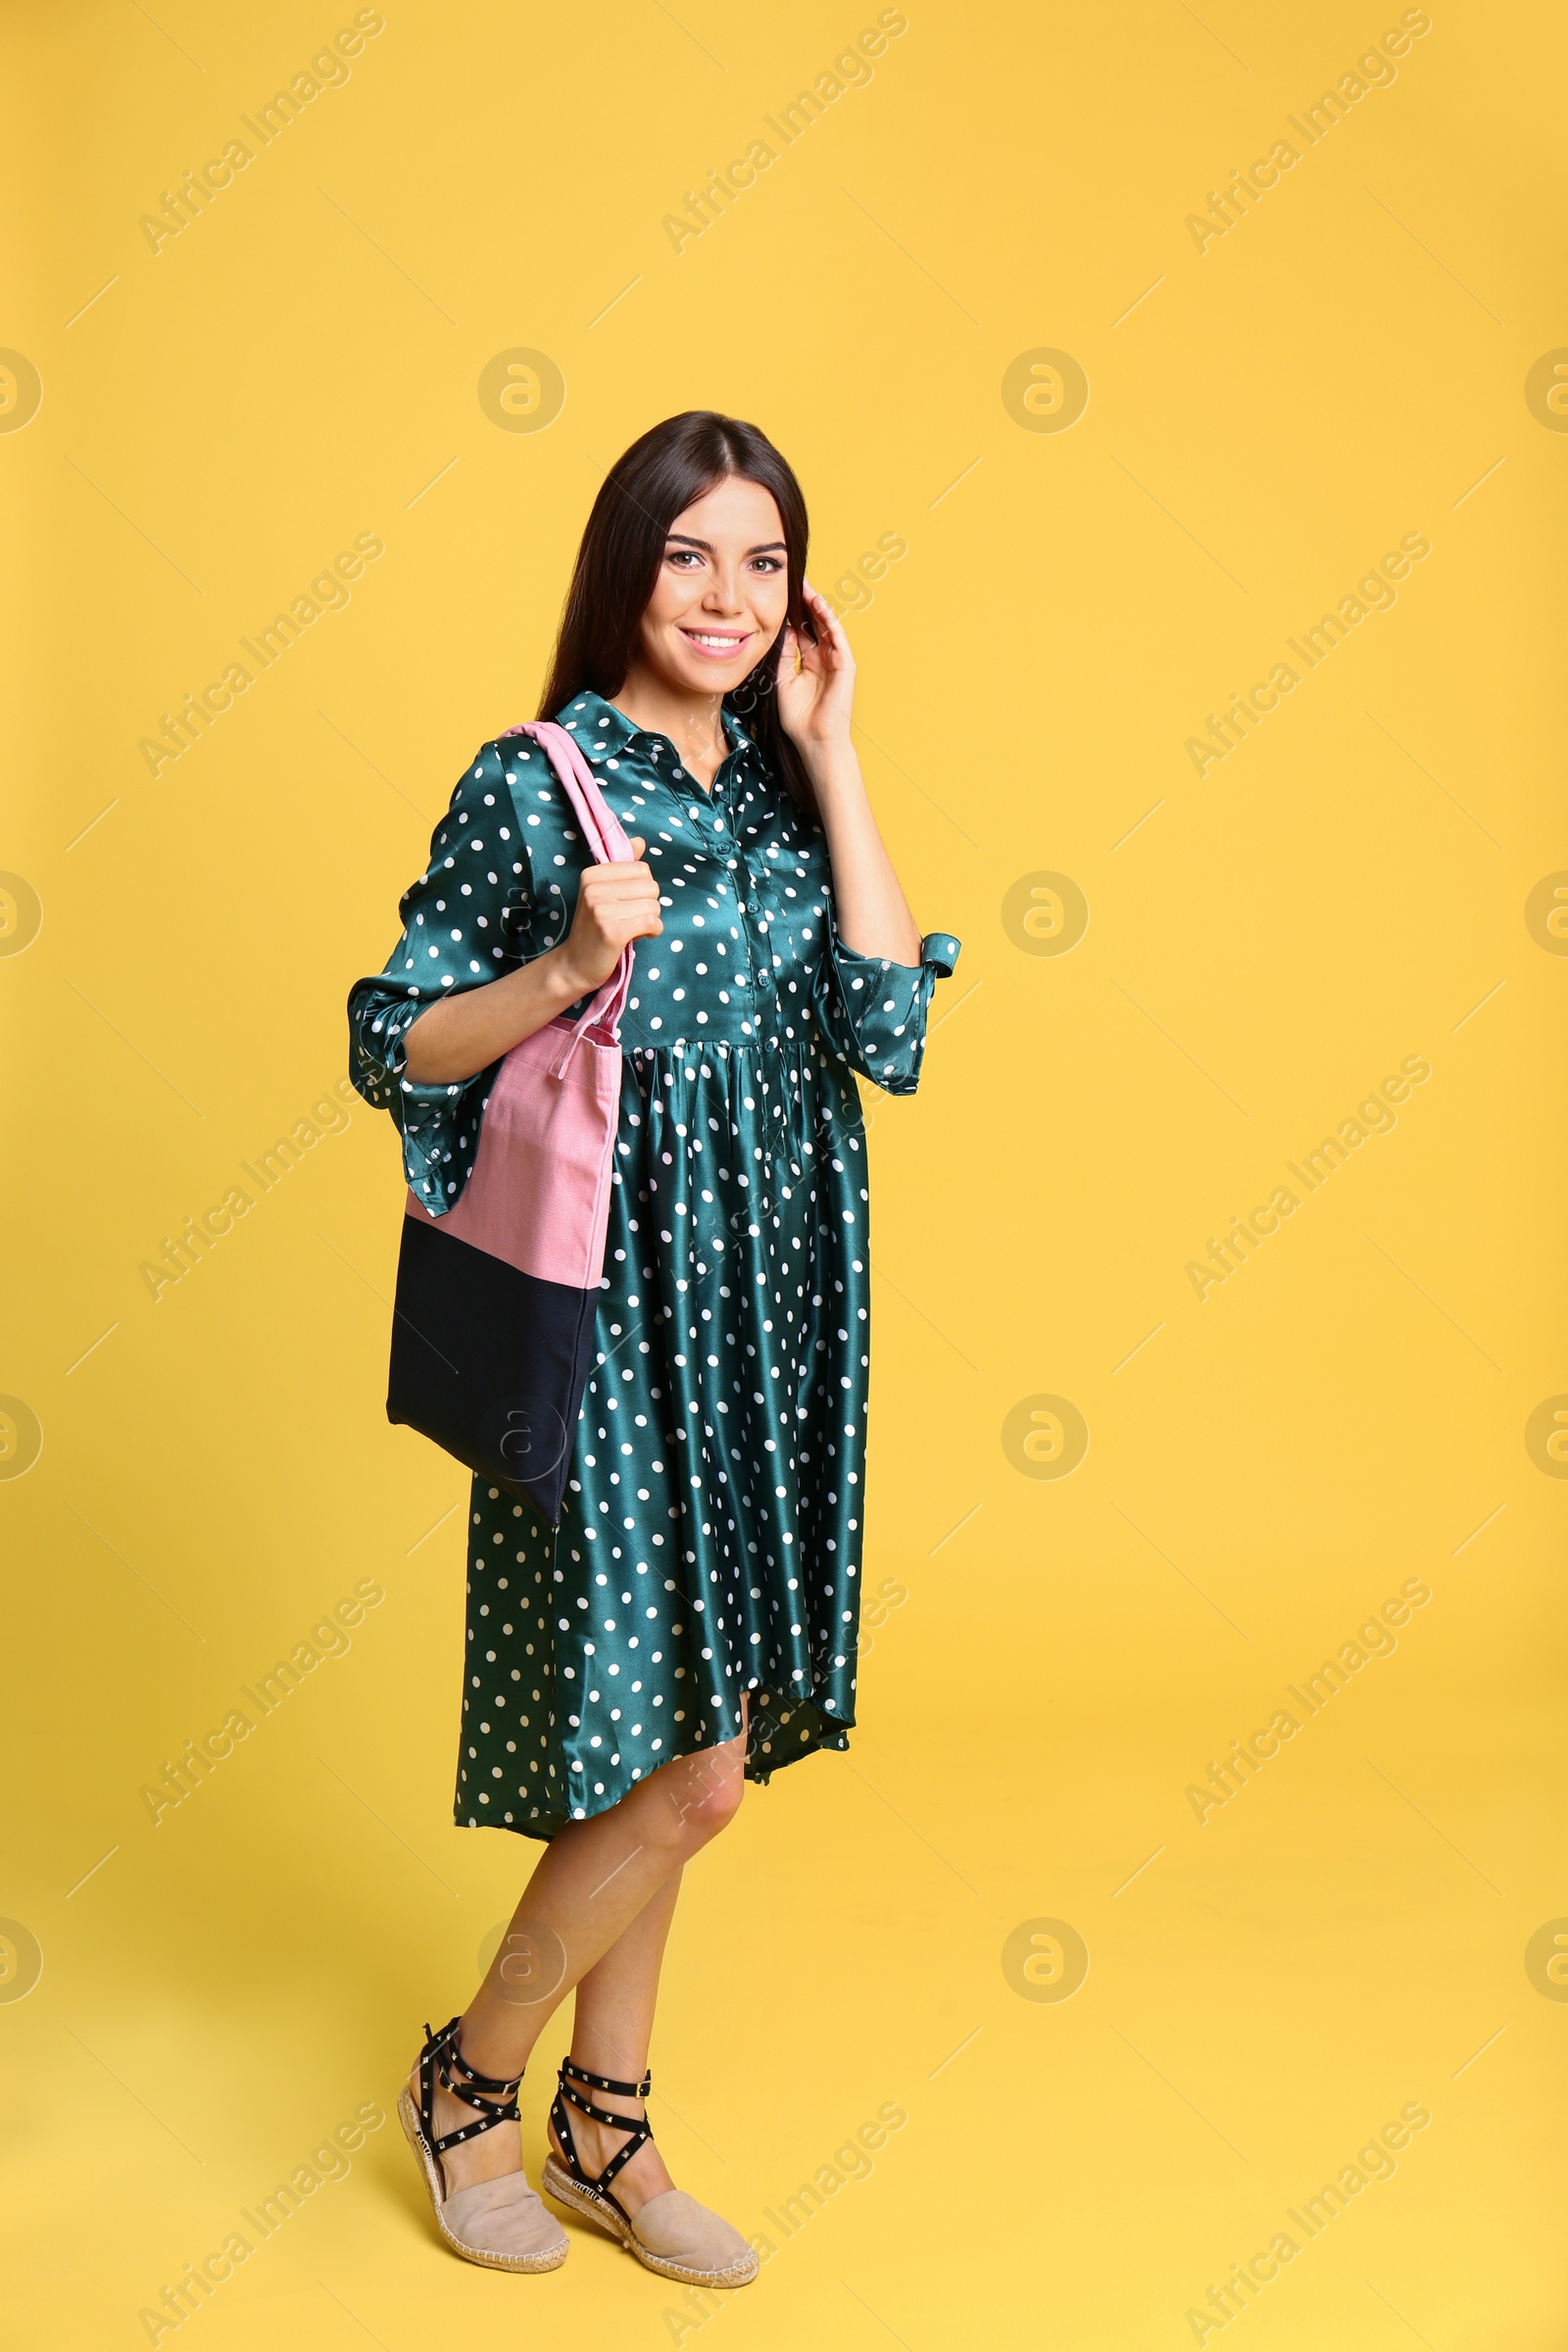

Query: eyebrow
[665,533,787,556]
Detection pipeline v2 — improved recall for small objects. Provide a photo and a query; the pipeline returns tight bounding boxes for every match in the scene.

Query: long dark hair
[537,411,815,815]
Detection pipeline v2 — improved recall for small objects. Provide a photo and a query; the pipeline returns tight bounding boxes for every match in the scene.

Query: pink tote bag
[385,720,637,1524]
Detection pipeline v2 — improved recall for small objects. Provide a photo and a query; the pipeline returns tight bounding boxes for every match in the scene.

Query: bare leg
[409,1713,746,2194]
[550,1868,683,2216]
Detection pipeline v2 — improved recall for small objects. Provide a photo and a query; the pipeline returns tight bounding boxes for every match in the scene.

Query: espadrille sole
[540,2153,758,2287]
[398,2087,567,2273]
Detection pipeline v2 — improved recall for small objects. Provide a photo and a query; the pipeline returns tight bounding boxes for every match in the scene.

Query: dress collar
[556,687,758,776]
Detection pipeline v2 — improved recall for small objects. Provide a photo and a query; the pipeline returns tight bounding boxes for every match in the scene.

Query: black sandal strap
[439,2033,524,2101]
[550,2056,655,2202]
[563,2055,652,2101]
[416,2016,524,2172]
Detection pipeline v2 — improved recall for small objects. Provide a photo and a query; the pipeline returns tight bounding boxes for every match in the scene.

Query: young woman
[348,412,960,2289]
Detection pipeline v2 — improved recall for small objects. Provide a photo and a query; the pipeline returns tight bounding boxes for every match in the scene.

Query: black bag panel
[386,1212,598,1528]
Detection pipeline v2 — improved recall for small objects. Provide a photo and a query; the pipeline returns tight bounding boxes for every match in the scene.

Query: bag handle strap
[503,719,633,863]
[500,719,639,1073]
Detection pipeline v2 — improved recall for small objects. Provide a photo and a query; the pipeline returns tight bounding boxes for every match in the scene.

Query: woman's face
[632,473,791,698]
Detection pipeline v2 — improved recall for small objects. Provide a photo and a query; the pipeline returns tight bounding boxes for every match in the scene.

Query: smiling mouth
[679,628,753,657]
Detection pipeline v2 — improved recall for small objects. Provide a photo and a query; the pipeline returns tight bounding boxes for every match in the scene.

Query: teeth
[687,632,744,648]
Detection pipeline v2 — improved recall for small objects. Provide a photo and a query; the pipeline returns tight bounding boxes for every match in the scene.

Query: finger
[612,909,663,945]
[802,580,841,630]
[598,891,663,927]
[796,598,832,660]
[803,584,851,658]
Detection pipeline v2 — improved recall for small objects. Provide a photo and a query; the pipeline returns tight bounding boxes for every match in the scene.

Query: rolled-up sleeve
[810,923,962,1094]
[346,739,540,1216]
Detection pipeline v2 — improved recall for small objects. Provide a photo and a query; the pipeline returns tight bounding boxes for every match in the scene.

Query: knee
[689,1750,746,1838]
[653,1737,746,1852]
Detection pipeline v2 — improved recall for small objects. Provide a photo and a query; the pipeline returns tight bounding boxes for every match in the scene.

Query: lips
[679,628,752,659]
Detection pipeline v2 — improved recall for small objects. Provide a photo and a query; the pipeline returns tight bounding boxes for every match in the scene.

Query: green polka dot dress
[349,692,960,1840]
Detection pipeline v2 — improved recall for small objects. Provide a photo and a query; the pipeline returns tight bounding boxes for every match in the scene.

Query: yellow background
[4,0,1565,2344]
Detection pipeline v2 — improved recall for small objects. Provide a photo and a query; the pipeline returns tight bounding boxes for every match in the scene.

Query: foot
[546,2078,675,2220]
[402,2025,566,2272]
[407,2052,524,2196]
[544,2063,755,2284]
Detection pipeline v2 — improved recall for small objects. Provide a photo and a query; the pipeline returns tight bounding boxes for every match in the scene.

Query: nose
[702,561,745,615]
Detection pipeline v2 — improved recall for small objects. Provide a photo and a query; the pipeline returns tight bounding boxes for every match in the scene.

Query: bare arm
[778,586,921,966]
[403,835,663,1086]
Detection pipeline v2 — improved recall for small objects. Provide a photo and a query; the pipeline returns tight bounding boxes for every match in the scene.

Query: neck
[612,662,729,764]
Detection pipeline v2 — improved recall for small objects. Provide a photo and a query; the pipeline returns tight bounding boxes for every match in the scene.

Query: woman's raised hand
[558,838,663,995]
[774,581,857,752]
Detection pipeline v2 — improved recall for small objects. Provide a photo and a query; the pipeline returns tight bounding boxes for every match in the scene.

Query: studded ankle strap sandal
[541,2056,757,2289]
[549,2057,654,2200]
[397,2015,567,2274]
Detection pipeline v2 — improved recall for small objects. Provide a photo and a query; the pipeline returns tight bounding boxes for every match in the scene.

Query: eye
[750,555,784,573]
[665,547,703,568]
